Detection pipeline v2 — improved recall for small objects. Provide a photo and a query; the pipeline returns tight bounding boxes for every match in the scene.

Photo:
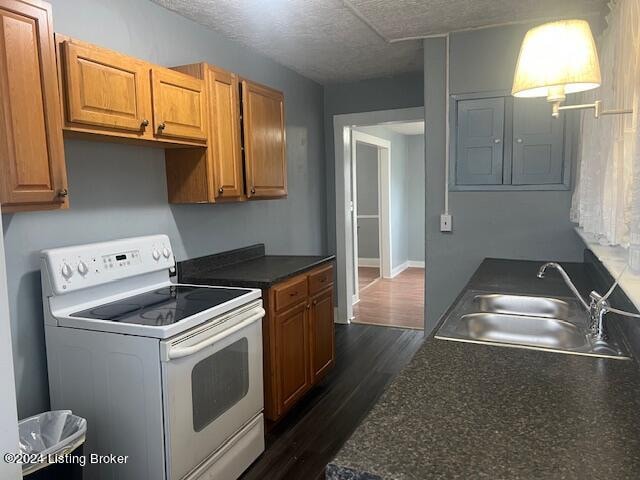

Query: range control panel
[42,235,175,295]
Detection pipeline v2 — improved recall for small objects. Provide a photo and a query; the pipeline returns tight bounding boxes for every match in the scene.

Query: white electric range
[41,235,265,480]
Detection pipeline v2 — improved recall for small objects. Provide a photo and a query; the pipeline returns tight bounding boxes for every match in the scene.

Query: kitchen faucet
[537,262,640,342]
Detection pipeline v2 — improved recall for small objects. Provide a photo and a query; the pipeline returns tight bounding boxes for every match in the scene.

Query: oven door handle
[167,308,265,360]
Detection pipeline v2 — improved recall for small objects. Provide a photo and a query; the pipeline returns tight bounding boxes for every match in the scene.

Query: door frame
[351,130,391,306]
[0,221,20,480]
[333,107,424,324]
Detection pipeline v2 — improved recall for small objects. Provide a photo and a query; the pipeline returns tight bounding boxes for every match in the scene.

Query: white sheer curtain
[571,0,640,253]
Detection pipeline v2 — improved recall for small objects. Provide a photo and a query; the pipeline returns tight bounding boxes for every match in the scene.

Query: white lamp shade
[512,19,601,98]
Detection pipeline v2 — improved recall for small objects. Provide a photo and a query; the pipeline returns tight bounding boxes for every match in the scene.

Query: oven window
[191,337,249,432]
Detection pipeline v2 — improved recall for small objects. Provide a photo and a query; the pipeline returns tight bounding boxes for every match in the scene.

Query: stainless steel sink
[435,290,631,359]
[456,313,587,350]
[474,294,569,319]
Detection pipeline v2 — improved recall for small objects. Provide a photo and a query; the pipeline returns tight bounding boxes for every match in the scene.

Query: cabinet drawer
[309,264,333,295]
[274,276,308,312]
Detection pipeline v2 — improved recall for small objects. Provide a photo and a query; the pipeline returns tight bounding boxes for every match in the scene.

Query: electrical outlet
[440,214,452,232]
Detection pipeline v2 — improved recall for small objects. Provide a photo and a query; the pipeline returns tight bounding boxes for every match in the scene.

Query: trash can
[18,410,87,480]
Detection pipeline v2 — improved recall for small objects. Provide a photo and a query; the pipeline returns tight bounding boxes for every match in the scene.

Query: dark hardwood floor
[241,323,425,480]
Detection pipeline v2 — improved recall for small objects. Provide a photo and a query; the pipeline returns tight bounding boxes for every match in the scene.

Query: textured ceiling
[346,0,608,41]
[151,0,607,84]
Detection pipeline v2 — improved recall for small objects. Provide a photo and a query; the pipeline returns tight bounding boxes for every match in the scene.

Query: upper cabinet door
[456,97,504,185]
[151,68,207,142]
[512,98,565,185]
[207,66,244,199]
[0,0,67,210]
[241,80,286,199]
[60,38,153,136]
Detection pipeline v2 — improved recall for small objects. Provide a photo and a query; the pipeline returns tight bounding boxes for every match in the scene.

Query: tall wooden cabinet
[166,63,287,203]
[241,80,287,199]
[263,263,335,422]
[0,0,68,212]
[166,63,245,203]
[56,35,207,147]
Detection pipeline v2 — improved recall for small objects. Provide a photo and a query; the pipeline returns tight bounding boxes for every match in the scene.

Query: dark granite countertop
[327,258,640,480]
[178,244,335,289]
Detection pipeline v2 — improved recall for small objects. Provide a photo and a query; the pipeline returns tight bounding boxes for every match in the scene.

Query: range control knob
[152,249,161,261]
[162,247,171,259]
[61,263,73,280]
[77,261,89,276]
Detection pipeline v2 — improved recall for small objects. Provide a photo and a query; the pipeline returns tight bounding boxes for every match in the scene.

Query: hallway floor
[358,266,380,291]
[353,267,424,330]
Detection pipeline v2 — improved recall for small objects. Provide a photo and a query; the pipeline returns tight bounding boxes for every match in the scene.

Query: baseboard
[358,258,380,267]
[334,307,350,325]
[407,260,425,268]
[390,261,409,278]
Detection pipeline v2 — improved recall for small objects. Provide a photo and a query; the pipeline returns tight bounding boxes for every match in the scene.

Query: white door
[161,303,264,480]
[0,221,20,480]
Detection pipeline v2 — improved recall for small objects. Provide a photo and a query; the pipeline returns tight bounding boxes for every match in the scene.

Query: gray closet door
[456,97,505,185]
[512,98,564,185]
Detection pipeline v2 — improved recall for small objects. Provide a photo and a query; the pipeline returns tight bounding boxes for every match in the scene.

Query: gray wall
[423,25,583,332]
[324,73,424,255]
[407,135,425,263]
[2,0,325,418]
[356,143,379,216]
[356,143,380,260]
[356,126,410,270]
[0,226,20,480]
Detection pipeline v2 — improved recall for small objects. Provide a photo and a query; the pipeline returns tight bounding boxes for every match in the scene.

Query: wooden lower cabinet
[310,288,335,381]
[263,263,335,422]
[275,302,311,413]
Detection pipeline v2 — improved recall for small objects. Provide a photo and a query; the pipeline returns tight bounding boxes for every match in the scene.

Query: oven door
[160,301,264,480]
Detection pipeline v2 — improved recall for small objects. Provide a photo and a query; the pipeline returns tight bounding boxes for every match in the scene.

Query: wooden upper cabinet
[241,79,287,199]
[0,0,68,212]
[207,66,244,198]
[151,67,207,142]
[55,35,206,147]
[58,36,153,137]
[165,63,244,203]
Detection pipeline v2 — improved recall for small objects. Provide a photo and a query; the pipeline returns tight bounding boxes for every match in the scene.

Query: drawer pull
[289,292,298,297]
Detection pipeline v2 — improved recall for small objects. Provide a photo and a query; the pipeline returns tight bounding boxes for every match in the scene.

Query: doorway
[337,111,426,331]
[351,130,391,306]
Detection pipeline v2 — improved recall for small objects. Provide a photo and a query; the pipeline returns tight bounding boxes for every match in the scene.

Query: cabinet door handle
[157,122,166,132]
[250,187,256,194]
[306,304,311,310]
[141,119,149,129]
[516,138,523,143]
[218,187,224,194]
[493,138,502,144]
[57,188,69,198]
[313,300,317,306]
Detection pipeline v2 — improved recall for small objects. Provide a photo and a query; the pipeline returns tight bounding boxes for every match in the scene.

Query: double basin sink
[436,291,631,359]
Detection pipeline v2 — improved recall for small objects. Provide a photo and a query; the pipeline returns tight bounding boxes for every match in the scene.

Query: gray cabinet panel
[512,98,564,185]
[456,97,504,185]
